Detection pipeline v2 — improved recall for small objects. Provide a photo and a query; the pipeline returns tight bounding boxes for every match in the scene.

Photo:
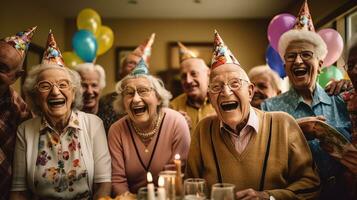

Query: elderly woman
[10,32,111,200]
[108,59,190,195]
[248,65,283,108]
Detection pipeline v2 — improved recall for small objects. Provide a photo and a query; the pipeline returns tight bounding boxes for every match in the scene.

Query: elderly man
[187,31,320,200]
[0,27,36,200]
[248,65,282,109]
[170,42,215,132]
[261,1,352,199]
[74,63,106,114]
[98,33,155,133]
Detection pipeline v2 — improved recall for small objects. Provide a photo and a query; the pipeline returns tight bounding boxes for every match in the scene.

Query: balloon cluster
[265,13,344,78]
[63,8,114,67]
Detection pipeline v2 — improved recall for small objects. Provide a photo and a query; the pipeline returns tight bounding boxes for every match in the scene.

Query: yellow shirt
[170,93,216,134]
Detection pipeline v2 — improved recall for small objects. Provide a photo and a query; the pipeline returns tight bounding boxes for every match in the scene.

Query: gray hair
[113,74,172,114]
[23,64,83,115]
[248,65,282,92]
[74,63,106,89]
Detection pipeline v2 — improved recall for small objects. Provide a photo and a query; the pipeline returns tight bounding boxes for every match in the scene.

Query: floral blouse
[34,111,90,199]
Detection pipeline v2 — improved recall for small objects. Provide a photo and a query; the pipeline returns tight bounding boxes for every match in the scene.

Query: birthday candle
[147,172,156,200]
[157,176,166,200]
[174,154,183,196]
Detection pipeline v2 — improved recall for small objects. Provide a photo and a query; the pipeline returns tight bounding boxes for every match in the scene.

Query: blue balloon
[72,30,97,62]
[265,45,286,78]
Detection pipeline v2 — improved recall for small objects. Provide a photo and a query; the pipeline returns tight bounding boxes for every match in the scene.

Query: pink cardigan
[108,108,191,195]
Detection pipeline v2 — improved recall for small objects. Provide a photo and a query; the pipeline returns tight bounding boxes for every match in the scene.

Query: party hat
[211,30,240,70]
[131,33,155,65]
[41,30,65,67]
[1,26,37,59]
[178,42,197,63]
[278,0,327,61]
[131,58,149,76]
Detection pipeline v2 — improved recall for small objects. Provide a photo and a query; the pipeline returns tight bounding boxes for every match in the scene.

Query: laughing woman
[10,32,111,200]
[108,59,190,195]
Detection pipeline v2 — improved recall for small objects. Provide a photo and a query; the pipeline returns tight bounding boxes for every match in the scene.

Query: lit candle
[174,154,183,197]
[157,176,166,200]
[147,172,156,200]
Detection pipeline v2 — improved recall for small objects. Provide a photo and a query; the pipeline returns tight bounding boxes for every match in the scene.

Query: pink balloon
[267,13,296,51]
[318,28,344,67]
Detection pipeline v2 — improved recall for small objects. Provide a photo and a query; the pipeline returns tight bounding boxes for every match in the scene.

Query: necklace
[131,112,163,153]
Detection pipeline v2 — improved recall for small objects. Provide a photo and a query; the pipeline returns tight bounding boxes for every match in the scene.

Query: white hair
[248,65,282,92]
[23,64,83,115]
[113,74,172,114]
[74,63,106,89]
[278,29,328,62]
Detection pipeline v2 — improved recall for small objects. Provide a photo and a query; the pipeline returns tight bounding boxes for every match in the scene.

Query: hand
[325,79,353,96]
[179,111,193,130]
[340,144,357,175]
[236,188,270,200]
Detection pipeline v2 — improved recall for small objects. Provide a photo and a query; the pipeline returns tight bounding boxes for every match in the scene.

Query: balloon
[266,45,286,78]
[318,28,344,67]
[318,65,344,88]
[77,8,102,35]
[96,26,114,56]
[63,51,83,68]
[72,30,98,62]
[267,13,296,51]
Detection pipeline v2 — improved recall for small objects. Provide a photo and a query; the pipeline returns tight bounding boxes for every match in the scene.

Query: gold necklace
[131,112,163,153]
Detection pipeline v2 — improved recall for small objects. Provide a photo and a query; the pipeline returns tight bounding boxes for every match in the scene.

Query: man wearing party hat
[170,42,215,133]
[98,33,156,133]
[0,26,36,200]
[261,1,352,199]
[186,30,319,200]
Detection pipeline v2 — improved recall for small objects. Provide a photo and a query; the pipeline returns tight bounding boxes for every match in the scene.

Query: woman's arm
[93,182,112,199]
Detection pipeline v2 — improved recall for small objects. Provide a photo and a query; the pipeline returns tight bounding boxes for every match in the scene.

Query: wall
[65,18,270,95]
[0,1,65,93]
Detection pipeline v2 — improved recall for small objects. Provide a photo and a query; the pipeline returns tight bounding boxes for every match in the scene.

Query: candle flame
[174,153,180,160]
[147,172,153,182]
[158,176,164,187]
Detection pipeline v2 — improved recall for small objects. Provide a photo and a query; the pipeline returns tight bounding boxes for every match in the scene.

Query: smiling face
[284,40,322,92]
[209,64,253,130]
[0,42,24,86]
[180,58,209,101]
[120,54,141,78]
[250,73,280,108]
[36,68,74,123]
[79,69,101,113]
[122,77,161,129]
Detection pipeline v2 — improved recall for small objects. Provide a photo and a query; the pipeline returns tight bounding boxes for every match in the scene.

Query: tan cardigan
[187,108,320,200]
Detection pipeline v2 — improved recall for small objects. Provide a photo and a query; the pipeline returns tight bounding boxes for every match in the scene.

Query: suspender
[210,116,273,190]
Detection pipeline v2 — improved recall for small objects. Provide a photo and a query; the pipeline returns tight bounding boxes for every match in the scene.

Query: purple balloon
[267,13,296,51]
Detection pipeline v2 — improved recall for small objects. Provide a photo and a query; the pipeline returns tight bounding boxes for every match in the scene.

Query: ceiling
[39,0,296,19]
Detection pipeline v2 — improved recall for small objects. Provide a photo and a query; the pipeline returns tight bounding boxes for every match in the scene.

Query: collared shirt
[220,107,259,154]
[261,84,351,197]
[34,111,91,199]
[0,87,30,200]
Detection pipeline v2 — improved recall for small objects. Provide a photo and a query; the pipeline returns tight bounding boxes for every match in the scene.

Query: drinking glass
[210,183,235,200]
[137,186,158,200]
[183,178,207,200]
[159,170,177,200]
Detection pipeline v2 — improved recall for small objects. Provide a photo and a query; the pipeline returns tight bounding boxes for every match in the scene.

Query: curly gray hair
[23,64,83,115]
[248,65,282,92]
[74,63,106,89]
[113,74,172,114]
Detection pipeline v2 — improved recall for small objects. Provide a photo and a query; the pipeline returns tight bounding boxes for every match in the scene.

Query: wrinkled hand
[340,144,357,175]
[325,79,353,96]
[179,111,193,130]
[236,189,270,200]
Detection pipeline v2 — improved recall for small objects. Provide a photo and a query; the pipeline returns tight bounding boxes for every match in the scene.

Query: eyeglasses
[36,79,71,92]
[209,78,248,94]
[344,61,357,71]
[122,86,153,97]
[284,51,314,62]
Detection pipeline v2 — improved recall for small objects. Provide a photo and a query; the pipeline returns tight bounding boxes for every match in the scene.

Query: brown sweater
[186,109,320,200]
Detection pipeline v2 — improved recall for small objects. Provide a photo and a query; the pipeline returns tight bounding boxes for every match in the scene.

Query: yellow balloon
[77,8,102,35]
[63,51,83,68]
[96,26,114,56]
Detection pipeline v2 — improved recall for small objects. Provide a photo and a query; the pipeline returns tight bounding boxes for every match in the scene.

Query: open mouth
[220,101,239,111]
[48,98,65,107]
[132,105,147,114]
[292,67,308,76]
